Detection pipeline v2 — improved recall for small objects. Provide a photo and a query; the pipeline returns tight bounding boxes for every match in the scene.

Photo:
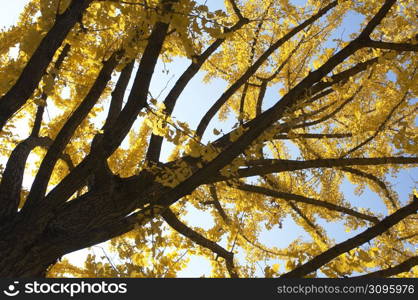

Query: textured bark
[0,137,50,220]
[0,11,172,278]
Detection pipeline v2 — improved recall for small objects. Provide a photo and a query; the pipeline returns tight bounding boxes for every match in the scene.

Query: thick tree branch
[280,194,418,278]
[364,40,418,52]
[13,205,141,277]
[0,137,49,220]
[0,136,74,221]
[31,105,46,138]
[103,19,171,155]
[232,157,418,180]
[43,11,174,209]
[146,17,249,161]
[0,41,72,220]
[227,0,246,21]
[353,256,418,278]
[0,0,92,132]
[23,51,120,211]
[102,61,135,131]
[357,0,396,39]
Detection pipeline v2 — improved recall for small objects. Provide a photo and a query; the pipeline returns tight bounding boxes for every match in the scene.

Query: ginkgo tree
[0,0,417,278]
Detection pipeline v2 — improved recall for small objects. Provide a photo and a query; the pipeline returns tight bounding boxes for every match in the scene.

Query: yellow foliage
[0,0,416,279]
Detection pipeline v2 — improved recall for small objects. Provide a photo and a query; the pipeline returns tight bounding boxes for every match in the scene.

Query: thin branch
[292,94,356,129]
[255,81,267,117]
[208,184,230,223]
[238,3,273,123]
[287,200,328,243]
[161,209,238,278]
[227,0,246,21]
[237,46,377,141]
[399,232,418,241]
[274,133,352,140]
[307,57,377,102]
[253,37,305,118]
[195,1,338,137]
[341,167,398,209]
[32,44,72,136]
[340,91,408,157]
[236,184,379,223]
[238,83,250,124]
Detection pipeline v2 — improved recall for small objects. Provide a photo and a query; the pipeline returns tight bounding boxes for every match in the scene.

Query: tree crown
[0,0,417,278]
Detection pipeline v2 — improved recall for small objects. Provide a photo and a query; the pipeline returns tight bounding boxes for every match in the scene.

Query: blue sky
[1,0,416,277]
[0,1,28,28]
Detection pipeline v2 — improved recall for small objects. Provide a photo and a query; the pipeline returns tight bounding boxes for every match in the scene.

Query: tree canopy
[0,0,417,278]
